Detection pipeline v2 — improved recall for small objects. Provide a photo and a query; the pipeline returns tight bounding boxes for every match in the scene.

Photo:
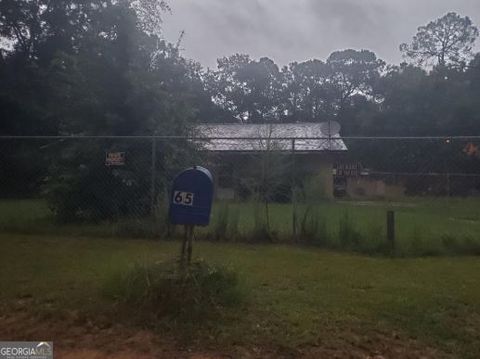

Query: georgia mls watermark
[0,342,53,359]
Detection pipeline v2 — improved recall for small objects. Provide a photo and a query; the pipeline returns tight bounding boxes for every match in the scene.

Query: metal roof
[194,123,348,152]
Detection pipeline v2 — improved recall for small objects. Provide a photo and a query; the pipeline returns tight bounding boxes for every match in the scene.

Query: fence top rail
[2,135,480,140]
[370,171,480,177]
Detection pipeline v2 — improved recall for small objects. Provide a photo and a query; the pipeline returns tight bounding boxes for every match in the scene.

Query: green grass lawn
[1,198,480,256]
[207,198,480,255]
[0,233,479,357]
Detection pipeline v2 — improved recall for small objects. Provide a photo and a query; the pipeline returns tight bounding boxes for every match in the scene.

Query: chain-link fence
[1,135,480,256]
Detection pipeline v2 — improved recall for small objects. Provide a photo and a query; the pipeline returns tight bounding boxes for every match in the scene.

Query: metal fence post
[292,138,297,241]
[387,210,395,254]
[150,137,157,216]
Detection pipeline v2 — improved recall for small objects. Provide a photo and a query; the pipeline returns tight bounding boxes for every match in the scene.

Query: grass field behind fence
[1,198,480,256]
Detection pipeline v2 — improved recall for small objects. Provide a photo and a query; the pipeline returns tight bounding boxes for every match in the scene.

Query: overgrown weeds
[102,259,245,326]
[338,211,363,248]
[298,205,328,245]
[441,235,480,255]
[252,201,274,242]
[212,202,230,241]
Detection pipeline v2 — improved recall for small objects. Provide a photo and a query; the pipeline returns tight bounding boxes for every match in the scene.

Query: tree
[348,60,480,187]
[400,12,479,68]
[326,49,385,124]
[129,0,170,37]
[40,1,212,221]
[0,0,217,219]
[281,60,332,123]
[209,55,283,123]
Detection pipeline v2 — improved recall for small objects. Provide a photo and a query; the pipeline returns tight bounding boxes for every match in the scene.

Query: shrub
[338,211,363,248]
[103,259,244,323]
[251,202,273,242]
[43,142,152,223]
[441,235,459,254]
[407,225,441,256]
[227,206,240,241]
[442,235,480,255]
[360,223,390,255]
[461,237,480,255]
[42,140,197,223]
[298,205,328,245]
[210,203,241,241]
[212,202,230,241]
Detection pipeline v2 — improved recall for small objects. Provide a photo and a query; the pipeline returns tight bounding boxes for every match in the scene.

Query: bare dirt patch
[0,309,451,359]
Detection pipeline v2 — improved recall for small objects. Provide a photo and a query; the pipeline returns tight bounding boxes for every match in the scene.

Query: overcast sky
[162,0,480,69]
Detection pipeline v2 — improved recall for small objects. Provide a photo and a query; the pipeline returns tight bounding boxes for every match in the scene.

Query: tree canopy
[0,8,479,136]
[400,12,479,67]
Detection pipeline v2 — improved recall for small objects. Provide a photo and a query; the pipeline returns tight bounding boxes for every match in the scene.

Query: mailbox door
[169,167,214,226]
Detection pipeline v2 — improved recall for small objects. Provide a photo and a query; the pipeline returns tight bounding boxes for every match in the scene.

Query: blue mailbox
[169,166,214,226]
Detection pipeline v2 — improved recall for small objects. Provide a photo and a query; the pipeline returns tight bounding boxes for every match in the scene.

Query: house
[194,123,348,200]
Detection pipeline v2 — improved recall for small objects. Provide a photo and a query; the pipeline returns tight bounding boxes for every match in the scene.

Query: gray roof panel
[194,123,348,152]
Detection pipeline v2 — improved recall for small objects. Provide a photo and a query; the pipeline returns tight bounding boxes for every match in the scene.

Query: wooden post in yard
[387,210,395,254]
